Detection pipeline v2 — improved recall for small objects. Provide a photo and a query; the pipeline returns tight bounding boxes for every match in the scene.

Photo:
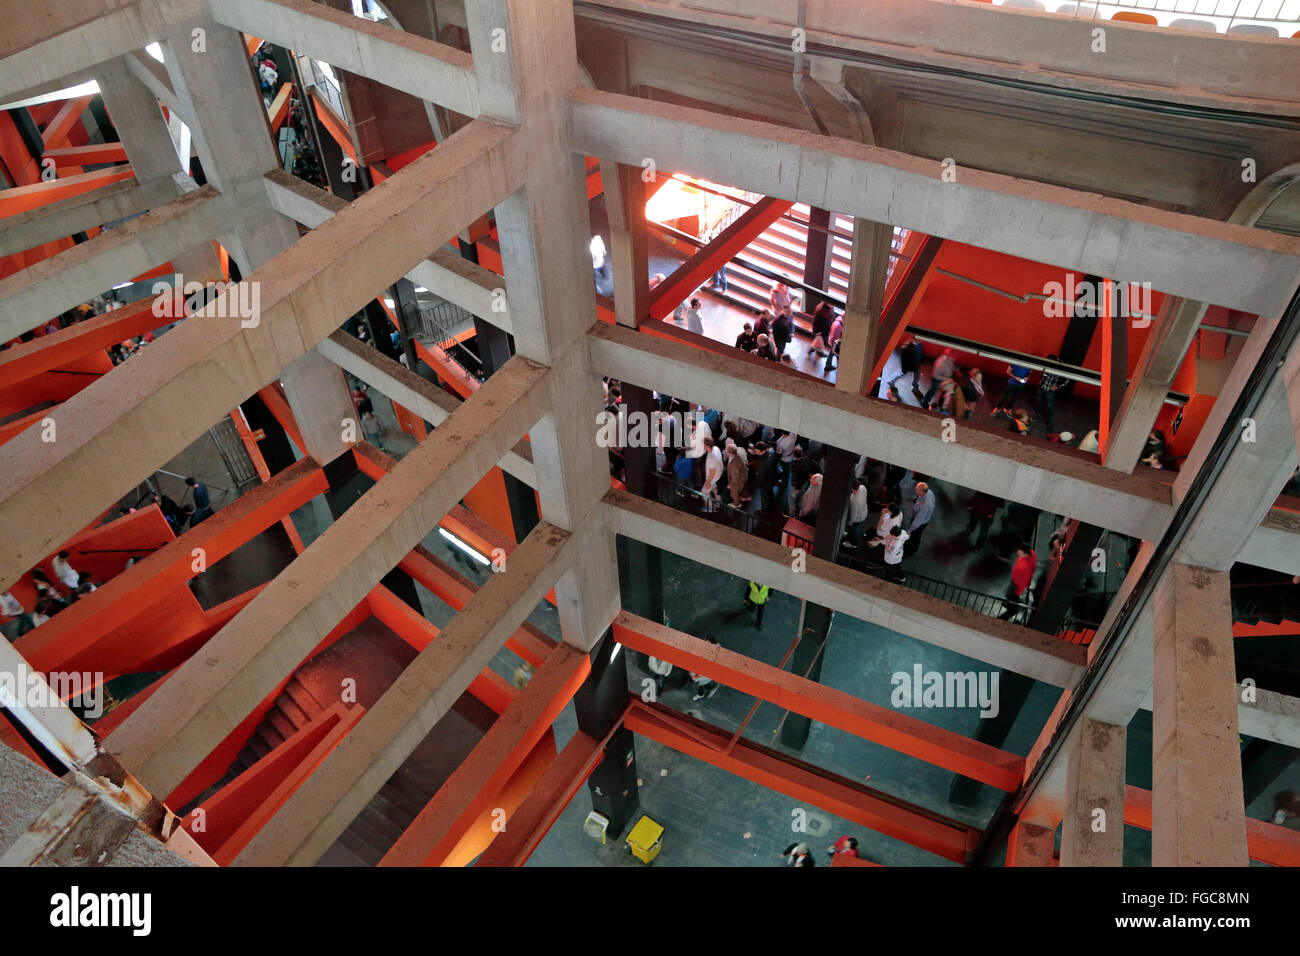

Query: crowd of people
[1,552,97,639]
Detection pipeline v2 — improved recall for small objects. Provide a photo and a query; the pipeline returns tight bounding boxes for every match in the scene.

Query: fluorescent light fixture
[145,42,164,62]
[608,642,623,664]
[438,527,490,566]
[112,282,133,290]
[383,297,395,307]
[414,287,428,293]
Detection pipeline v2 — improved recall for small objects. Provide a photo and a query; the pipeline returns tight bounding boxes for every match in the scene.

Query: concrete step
[267,709,297,741]
[336,825,384,867]
[356,803,407,845]
[257,724,286,752]
[285,678,324,719]
[246,733,272,761]
[275,693,311,731]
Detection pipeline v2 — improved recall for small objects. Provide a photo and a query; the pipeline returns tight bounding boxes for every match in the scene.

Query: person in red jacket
[1001,543,1038,620]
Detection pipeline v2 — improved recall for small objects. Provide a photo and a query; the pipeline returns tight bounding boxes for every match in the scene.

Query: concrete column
[1285,339,1300,456]
[1029,520,1105,635]
[603,160,649,330]
[93,57,223,283]
[278,349,357,466]
[1059,718,1126,866]
[466,0,620,651]
[1104,297,1207,472]
[836,217,893,395]
[1151,563,1249,866]
[1006,820,1056,866]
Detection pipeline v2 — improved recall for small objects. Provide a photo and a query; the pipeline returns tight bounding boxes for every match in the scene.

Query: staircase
[178,675,330,818]
[715,206,906,336]
[318,690,499,866]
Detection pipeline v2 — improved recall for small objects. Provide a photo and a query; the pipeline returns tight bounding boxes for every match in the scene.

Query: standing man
[1036,355,1067,434]
[725,443,749,508]
[964,491,1004,552]
[905,482,936,557]
[843,479,871,548]
[771,309,793,358]
[186,476,210,513]
[993,362,1032,416]
[922,348,957,409]
[742,580,770,629]
[1001,543,1038,620]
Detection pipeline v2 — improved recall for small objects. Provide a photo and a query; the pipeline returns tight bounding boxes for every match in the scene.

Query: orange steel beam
[1123,785,1300,867]
[443,730,555,866]
[267,84,292,133]
[869,232,943,386]
[15,459,327,672]
[0,299,164,388]
[310,90,356,164]
[612,612,1024,791]
[43,143,129,168]
[626,701,978,864]
[187,701,363,865]
[647,196,793,321]
[40,96,94,151]
[228,407,305,554]
[397,545,556,666]
[0,408,47,446]
[379,643,592,866]
[257,382,307,456]
[0,165,135,218]
[474,729,604,866]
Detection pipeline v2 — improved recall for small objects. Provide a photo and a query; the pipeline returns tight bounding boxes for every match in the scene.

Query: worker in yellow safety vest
[743,581,769,630]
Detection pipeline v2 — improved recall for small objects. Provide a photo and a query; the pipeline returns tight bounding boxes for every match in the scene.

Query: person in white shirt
[52,551,80,590]
[882,523,910,581]
[844,480,872,547]
[874,505,896,547]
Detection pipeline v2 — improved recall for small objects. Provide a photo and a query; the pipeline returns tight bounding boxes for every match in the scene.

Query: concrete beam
[0,119,517,594]
[0,176,182,258]
[1104,297,1209,472]
[568,87,1300,316]
[1174,319,1299,572]
[232,519,577,866]
[837,217,894,396]
[578,0,1300,115]
[603,488,1085,687]
[0,185,231,339]
[589,321,1171,540]
[1242,509,1300,577]
[104,356,551,797]
[317,330,536,484]
[0,0,181,104]
[123,49,182,120]
[1151,563,1248,866]
[262,169,509,334]
[1238,687,1300,750]
[211,0,479,118]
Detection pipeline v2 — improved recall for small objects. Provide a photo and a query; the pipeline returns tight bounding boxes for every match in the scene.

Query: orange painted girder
[0,165,135,218]
[379,643,592,866]
[0,299,163,388]
[1124,785,1300,867]
[648,196,793,321]
[474,729,604,866]
[626,701,976,864]
[44,143,129,167]
[15,460,327,672]
[257,382,306,457]
[613,612,1024,791]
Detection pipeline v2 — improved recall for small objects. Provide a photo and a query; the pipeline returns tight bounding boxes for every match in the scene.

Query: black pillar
[1058,274,1104,366]
[239,393,296,475]
[1242,739,1296,807]
[1029,520,1105,635]
[473,308,541,543]
[389,279,423,371]
[780,445,856,749]
[947,672,1035,806]
[803,207,833,295]
[574,629,640,835]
